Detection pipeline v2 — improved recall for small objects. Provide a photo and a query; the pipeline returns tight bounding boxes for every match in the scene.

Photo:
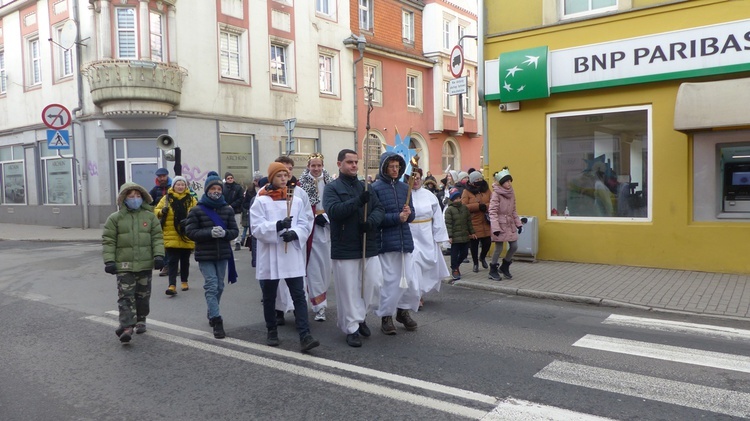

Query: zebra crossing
[534,314,750,419]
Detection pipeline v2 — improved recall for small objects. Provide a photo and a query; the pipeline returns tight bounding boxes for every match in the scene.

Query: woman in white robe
[408,170,450,303]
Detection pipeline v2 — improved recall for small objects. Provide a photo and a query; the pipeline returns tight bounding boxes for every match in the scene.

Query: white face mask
[124,197,143,210]
[207,191,222,200]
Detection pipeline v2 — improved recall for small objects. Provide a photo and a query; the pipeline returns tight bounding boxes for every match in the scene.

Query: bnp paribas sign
[489,19,750,102]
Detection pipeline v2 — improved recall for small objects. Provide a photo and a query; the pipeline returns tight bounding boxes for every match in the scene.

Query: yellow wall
[484,0,750,273]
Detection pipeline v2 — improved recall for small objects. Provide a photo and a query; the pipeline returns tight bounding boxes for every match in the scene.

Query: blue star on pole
[385,129,417,182]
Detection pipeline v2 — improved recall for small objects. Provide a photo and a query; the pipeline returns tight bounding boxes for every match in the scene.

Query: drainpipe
[72,0,89,229]
[477,0,489,175]
[344,35,367,153]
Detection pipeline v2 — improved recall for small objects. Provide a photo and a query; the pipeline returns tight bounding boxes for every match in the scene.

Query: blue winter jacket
[370,152,415,253]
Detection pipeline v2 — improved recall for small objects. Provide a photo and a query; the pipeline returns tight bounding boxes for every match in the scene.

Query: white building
[0,0,355,227]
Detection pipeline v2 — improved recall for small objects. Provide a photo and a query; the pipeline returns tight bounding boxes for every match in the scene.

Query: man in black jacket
[322,149,384,348]
[223,172,244,250]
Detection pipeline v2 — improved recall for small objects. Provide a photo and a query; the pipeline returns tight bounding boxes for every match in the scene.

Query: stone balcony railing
[82,60,188,116]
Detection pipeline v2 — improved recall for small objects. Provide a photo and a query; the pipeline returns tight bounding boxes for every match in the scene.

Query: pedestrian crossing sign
[47,129,70,149]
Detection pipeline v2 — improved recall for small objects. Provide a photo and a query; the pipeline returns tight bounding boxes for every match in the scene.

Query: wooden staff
[285,183,295,253]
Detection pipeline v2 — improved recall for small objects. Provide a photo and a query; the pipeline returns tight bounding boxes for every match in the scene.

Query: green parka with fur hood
[102,182,165,272]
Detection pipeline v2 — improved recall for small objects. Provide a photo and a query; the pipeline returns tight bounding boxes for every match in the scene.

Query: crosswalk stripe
[573,334,750,373]
[535,361,750,418]
[603,314,750,341]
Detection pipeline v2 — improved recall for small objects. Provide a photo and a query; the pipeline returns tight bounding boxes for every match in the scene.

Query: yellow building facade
[483,0,750,273]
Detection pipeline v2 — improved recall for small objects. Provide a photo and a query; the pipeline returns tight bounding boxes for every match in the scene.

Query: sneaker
[346,332,362,347]
[451,269,461,280]
[276,310,286,326]
[267,330,280,347]
[314,308,326,322]
[358,322,371,338]
[159,267,168,277]
[181,282,189,291]
[381,316,397,335]
[396,309,418,331]
[135,322,147,334]
[300,334,320,352]
[234,243,241,251]
[165,285,177,296]
[118,327,133,343]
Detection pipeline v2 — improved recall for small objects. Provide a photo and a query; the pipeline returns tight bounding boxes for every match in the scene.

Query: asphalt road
[0,240,748,420]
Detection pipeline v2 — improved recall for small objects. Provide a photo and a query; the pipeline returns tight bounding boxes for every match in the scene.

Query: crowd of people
[101,150,525,350]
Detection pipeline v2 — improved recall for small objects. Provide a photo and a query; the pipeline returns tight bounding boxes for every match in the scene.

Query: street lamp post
[343,34,367,153]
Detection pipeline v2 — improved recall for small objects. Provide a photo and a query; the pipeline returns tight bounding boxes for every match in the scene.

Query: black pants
[166,248,192,286]
[450,242,469,270]
[469,236,492,264]
[259,277,310,339]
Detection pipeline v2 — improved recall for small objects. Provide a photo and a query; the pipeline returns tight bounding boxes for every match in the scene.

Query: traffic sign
[42,104,72,130]
[448,77,467,95]
[47,129,70,149]
[450,45,464,78]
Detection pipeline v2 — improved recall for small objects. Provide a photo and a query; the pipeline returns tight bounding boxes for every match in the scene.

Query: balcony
[82,60,188,116]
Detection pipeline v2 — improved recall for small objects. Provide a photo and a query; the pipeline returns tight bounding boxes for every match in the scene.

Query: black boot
[480,258,488,269]
[488,263,501,281]
[267,329,280,346]
[472,263,479,273]
[499,259,513,279]
[211,316,226,339]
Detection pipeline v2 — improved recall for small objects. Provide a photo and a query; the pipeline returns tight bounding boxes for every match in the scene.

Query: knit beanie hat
[267,162,289,183]
[469,171,483,184]
[205,174,223,192]
[172,175,188,188]
[494,167,513,184]
[253,171,263,181]
[449,188,461,201]
[224,172,234,179]
[457,171,469,182]
[448,170,459,182]
[206,170,219,179]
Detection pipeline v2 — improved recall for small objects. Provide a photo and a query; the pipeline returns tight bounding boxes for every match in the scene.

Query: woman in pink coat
[487,167,523,281]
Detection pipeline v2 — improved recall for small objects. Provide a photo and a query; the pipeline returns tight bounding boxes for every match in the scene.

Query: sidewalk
[2,222,748,322]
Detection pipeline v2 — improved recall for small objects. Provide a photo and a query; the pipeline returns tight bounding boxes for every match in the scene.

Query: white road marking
[573,334,750,373]
[93,313,613,420]
[603,314,750,341]
[535,361,750,418]
[5,291,49,301]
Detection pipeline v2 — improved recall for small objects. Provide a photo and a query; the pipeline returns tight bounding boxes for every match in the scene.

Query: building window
[219,133,254,188]
[365,133,382,173]
[149,12,164,62]
[402,10,414,43]
[463,85,472,116]
[54,25,74,79]
[363,59,382,104]
[549,106,650,220]
[693,131,750,221]
[406,70,422,110]
[27,37,42,85]
[316,0,335,18]
[359,0,373,31]
[318,52,335,95]
[442,19,451,50]
[0,49,6,94]
[115,7,137,59]
[442,140,457,174]
[443,81,454,113]
[219,29,241,79]
[270,43,287,86]
[40,142,74,205]
[1,145,25,204]
[563,0,617,18]
[458,24,465,45]
[114,138,160,195]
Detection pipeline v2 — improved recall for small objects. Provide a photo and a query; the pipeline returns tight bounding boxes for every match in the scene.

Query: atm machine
[723,162,750,212]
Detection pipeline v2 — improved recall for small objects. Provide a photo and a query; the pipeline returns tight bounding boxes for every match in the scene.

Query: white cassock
[306,178,332,313]
[251,190,313,282]
[409,187,450,294]
[271,188,312,313]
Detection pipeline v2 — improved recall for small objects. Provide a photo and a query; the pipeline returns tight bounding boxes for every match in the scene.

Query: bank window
[548,106,651,220]
[1,145,25,205]
[402,10,414,43]
[27,36,42,85]
[363,59,382,104]
[40,142,75,205]
[563,0,617,19]
[693,131,750,221]
[149,11,164,62]
[115,7,137,59]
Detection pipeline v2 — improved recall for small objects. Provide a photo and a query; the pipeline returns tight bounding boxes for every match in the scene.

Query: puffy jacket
[149,177,171,206]
[323,172,384,260]
[102,182,165,272]
[488,183,522,243]
[223,182,244,213]
[154,188,197,249]
[184,200,239,261]
[370,152,415,253]
[444,201,474,243]
[461,180,492,238]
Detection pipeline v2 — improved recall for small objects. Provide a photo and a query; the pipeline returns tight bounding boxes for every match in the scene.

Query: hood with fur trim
[117,182,153,208]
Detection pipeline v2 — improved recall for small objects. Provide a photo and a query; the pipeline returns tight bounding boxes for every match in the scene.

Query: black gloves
[359,191,370,204]
[517,226,523,235]
[104,262,117,275]
[280,230,298,243]
[479,203,487,212]
[359,221,372,233]
[154,256,165,270]
[493,231,500,237]
[276,216,293,231]
[314,214,327,227]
